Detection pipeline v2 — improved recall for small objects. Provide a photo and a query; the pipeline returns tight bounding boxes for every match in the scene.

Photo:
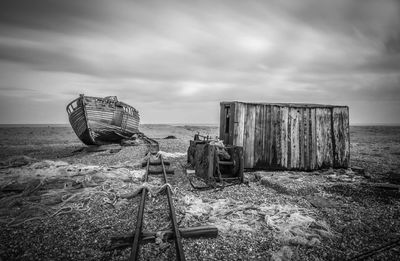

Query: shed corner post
[346,106,350,168]
[219,102,225,142]
[229,102,236,145]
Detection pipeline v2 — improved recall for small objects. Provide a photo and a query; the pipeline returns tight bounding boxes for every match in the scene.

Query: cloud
[0,0,112,34]
[0,0,399,124]
[385,31,400,54]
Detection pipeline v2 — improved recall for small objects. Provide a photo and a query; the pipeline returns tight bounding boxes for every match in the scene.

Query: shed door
[222,104,234,145]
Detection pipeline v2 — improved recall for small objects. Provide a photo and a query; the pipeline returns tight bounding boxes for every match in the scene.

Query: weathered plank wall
[220,102,350,170]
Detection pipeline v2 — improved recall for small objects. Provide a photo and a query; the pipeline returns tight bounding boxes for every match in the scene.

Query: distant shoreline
[0,123,399,128]
[0,124,71,128]
[0,123,221,128]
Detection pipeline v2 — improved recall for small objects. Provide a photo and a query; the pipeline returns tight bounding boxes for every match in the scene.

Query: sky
[0,0,399,125]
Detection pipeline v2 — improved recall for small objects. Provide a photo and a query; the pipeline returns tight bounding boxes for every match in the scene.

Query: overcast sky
[0,0,399,124]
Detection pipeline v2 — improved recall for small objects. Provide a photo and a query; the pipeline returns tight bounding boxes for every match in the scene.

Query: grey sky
[0,0,399,124]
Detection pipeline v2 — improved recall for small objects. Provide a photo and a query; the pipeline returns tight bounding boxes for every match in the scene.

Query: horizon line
[1,123,400,127]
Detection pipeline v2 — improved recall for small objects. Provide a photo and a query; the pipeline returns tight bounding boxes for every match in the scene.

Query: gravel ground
[0,125,399,260]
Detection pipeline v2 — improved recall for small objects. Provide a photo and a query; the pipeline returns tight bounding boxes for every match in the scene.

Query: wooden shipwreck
[220,101,350,170]
[66,94,140,145]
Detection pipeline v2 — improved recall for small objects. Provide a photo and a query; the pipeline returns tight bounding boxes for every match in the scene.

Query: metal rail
[129,138,186,261]
[129,153,150,260]
[161,155,185,260]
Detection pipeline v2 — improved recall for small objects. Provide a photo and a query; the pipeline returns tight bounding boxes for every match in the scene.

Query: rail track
[108,133,217,260]
[137,132,160,154]
[129,134,185,261]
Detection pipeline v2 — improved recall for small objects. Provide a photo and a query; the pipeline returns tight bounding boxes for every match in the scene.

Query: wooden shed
[219,101,350,170]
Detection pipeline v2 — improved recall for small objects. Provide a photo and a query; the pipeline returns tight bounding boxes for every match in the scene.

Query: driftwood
[141,161,170,167]
[0,183,26,194]
[148,170,174,175]
[370,183,400,191]
[108,225,218,250]
[350,238,400,260]
[387,171,400,184]
[351,166,365,175]
[360,182,400,191]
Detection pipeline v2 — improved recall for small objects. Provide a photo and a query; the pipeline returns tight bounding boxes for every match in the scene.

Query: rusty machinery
[187,134,244,186]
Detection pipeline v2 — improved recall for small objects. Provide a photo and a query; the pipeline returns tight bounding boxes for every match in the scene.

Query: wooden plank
[290,108,300,169]
[343,107,350,167]
[326,108,334,168]
[269,106,274,167]
[269,105,274,168]
[243,104,254,168]
[233,102,239,146]
[219,103,225,142]
[316,108,323,168]
[229,103,235,145]
[266,105,272,166]
[287,107,293,168]
[369,183,400,190]
[297,108,302,169]
[233,102,246,146]
[254,104,264,168]
[299,108,304,169]
[280,107,289,168]
[239,102,246,147]
[271,106,279,167]
[315,108,323,168]
[287,107,292,169]
[296,108,302,169]
[316,108,333,168]
[148,169,174,175]
[70,114,85,124]
[332,107,340,168]
[332,107,350,168]
[207,145,215,179]
[275,106,282,168]
[310,108,317,169]
[268,105,273,167]
[260,105,267,167]
[248,105,256,168]
[308,109,314,169]
[271,105,276,167]
[69,108,83,119]
[70,115,87,136]
[262,105,267,167]
[69,108,84,118]
[243,104,249,168]
[304,108,310,170]
[144,225,218,242]
[110,226,218,249]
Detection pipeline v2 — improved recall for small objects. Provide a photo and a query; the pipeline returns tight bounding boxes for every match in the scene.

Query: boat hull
[67,95,140,145]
